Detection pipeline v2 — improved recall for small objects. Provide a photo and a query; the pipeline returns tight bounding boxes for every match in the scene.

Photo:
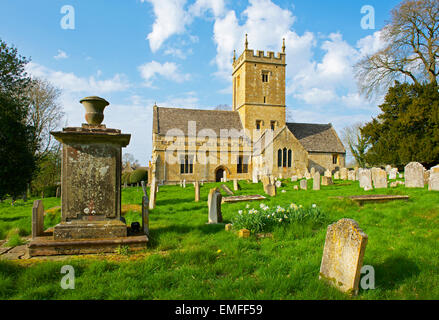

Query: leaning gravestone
[405,162,425,188]
[372,168,387,189]
[32,200,45,239]
[208,188,223,224]
[359,168,373,190]
[319,219,368,295]
[221,184,234,196]
[313,172,321,190]
[300,179,307,190]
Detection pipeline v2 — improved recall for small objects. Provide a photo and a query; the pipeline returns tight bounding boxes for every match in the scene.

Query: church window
[180,154,194,174]
[278,149,282,167]
[278,148,292,168]
[332,154,338,165]
[282,148,287,167]
[237,155,249,174]
[288,149,292,167]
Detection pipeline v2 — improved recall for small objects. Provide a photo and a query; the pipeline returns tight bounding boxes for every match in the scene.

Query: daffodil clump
[231,202,326,234]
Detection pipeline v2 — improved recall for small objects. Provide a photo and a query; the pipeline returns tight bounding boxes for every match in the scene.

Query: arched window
[288,149,292,167]
[282,148,287,168]
[278,149,282,167]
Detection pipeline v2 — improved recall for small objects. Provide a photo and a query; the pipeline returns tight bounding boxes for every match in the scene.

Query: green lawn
[0,178,438,299]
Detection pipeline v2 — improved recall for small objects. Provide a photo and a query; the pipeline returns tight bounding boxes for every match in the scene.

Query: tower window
[270,121,276,130]
[262,73,268,82]
[264,96,266,103]
[256,120,262,130]
[237,156,249,174]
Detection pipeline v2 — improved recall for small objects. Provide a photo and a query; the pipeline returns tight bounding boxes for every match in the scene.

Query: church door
[215,168,224,182]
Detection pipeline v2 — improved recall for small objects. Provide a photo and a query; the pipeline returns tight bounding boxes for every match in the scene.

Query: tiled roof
[153,106,243,136]
[286,123,345,153]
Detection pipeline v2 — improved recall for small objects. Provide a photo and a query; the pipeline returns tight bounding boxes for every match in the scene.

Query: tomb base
[28,233,148,257]
[53,220,127,240]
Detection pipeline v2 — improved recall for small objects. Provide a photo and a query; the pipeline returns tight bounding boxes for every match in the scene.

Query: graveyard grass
[0,179,439,300]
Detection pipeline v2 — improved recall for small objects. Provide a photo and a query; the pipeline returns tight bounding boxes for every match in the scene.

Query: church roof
[153,106,243,136]
[286,123,346,153]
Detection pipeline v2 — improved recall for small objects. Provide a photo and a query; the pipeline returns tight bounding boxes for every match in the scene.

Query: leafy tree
[341,122,369,168]
[361,82,439,167]
[0,39,36,200]
[31,148,61,197]
[355,0,439,99]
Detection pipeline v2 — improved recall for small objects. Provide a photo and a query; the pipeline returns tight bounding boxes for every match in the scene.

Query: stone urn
[80,96,109,125]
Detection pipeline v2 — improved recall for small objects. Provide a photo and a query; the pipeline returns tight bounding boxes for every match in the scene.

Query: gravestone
[324,170,332,178]
[428,166,439,191]
[334,171,340,180]
[297,173,303,179]
[310,167,315,176]
[304,171,312,180]
[32,200,45,239]
[264,183,276,197]
[233,179,240,191]
[142,195,149,236]
[359,168,373,190]
[385,164,392,175]
[261,175,270,187]
[348,170,356,181]
[252,172,259,184]
[372,168,387,189]
[319,219,368,295]
[405,162,425,188]
[208,188,223,224]
[355,169,360,181]
[275,180,282,188]
[300,179,307,190]
[223,171,227,182]
[221,184,234,195]
[321,176,333,186]
[149,178,157,210]
[194,181,200,202]
[340,168,348,180]
[279,174,283,179]
[141,181,148,198]
[183,179,186,188]
[389,168,398,180]
[291,175,298,182]
[50,96,130,240]
[293,185,299,190]
[313,172,321,190]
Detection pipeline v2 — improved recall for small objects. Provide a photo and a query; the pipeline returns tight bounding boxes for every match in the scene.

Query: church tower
[232,35,286,135]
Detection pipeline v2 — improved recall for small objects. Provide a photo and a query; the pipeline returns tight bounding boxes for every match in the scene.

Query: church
[150,36,345,184]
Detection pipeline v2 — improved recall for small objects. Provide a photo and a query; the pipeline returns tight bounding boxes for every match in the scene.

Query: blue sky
[0,0,402,164]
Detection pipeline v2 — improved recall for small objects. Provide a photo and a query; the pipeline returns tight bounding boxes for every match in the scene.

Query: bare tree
[341,122,369,168]
[355,0,439,99]
[214,104,232,111]
[123,153,140,168]
[26,78,64,159]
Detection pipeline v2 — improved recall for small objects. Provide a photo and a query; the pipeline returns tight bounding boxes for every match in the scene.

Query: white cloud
[138,61,190,87]
[54,49,68,60]
[26,62,131,93]
[164,47,192,59]
[189,0,225,18]
[143,0,190,52]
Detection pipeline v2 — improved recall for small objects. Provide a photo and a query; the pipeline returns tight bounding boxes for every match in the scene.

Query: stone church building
[151,37,345,184]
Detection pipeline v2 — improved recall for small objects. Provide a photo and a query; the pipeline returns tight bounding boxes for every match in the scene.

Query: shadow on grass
[374,256,420,290]
[0,217,25,223]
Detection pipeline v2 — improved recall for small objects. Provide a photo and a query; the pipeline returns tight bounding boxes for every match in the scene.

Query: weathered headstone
[348,170,356,181]
[183,179,186,188]
[194,181,200,202]
[233,179,240,191]
[32,200,44,239]
[319,219,368,295]
[264,183,276,197]
[359,168,373,190]
[313,172,321,190]
[149,179,157,210]
[385,165,392,175]
[321,176,333,186]
[261,175,270,187]
[291,175,298,182]
[223,171,227,182]
[208,188,223,224]
[300,179,307,190]
[428,166,439,191]
[405,162,425,188]
[304,171,312,180]
[324,170,332,178]
[275,180,282,188]
[372,168,387,189]
[334,171,340,180]
[340,168,348,180]
[252,171,258,183]
[389,168,398,180]
[310,167,315,176]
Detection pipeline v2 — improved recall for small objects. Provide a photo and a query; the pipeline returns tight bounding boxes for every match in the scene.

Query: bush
[231,203,327,234]
[129,169,147,184]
